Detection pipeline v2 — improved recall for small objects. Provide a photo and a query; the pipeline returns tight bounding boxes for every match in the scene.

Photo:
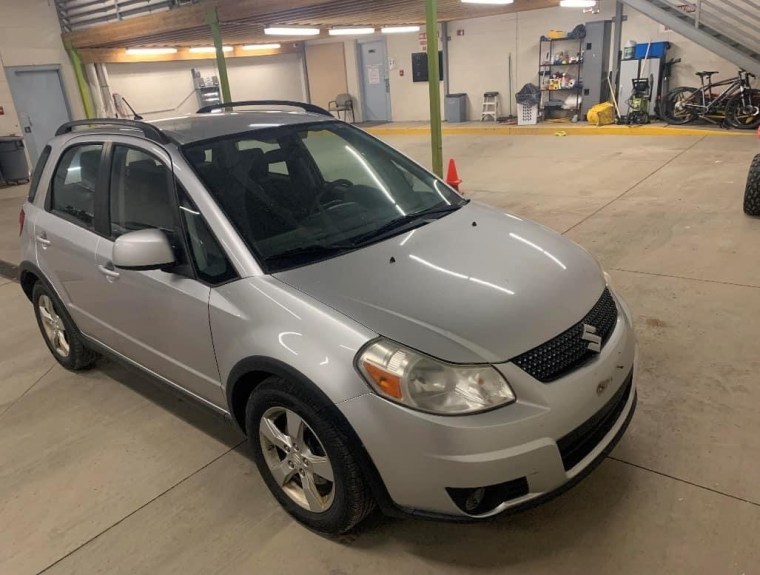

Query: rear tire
[726,89,760,130]
[663,87,699,125]
[32,282,97,370]
[744,154,760,216]
[245,377,375,534]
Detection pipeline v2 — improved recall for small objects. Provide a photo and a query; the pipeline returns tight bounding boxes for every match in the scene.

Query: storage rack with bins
[538,36,584,121]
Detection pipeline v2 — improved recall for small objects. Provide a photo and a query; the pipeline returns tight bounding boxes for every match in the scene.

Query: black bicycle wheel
[726,89,760,129]
[663,87,699,125]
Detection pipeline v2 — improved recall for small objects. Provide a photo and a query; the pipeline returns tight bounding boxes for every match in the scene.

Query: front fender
[210,276,378,407]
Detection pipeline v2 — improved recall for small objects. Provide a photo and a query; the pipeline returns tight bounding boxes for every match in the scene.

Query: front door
[359,40,391,122]
[90,141,224,408]
[5,67,71,164]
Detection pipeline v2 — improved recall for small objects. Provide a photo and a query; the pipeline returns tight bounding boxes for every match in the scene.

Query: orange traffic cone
[446,159,462,192]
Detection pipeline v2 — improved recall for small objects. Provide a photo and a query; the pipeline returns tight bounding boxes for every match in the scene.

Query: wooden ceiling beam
[78,43,302,64]
[64,0,562,50]
[63,0,336,49]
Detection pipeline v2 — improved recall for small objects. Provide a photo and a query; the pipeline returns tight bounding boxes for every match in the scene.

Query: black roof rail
[196,100,333,117]
[55,119,170,144]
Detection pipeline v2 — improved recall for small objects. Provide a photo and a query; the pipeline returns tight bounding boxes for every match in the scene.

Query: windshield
[183,122,466,272]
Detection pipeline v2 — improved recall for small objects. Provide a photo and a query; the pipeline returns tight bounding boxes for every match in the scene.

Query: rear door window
[49,143,103,230]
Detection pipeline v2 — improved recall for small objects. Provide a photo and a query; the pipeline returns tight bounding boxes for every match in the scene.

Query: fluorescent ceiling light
[242,43,282,50]
[329,27,375,36]
[559,0,596,6]
[125,47,178,55]
[381,26,421,34]
[265,26,320,36]
[189,46,233,53]
[461,0,514,4]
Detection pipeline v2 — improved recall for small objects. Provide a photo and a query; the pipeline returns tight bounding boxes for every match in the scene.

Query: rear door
[90,140,227,408]
[34,140,108,337]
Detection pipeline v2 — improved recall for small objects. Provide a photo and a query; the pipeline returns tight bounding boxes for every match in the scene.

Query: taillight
[19,207,25,236]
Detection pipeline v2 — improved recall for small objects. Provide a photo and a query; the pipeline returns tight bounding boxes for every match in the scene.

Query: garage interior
[1,0,760,573]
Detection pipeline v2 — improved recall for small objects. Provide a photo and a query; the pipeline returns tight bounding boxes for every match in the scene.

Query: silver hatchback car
[19,101,637,533]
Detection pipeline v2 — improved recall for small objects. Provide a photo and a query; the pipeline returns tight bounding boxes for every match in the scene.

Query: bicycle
[663,69,760,129]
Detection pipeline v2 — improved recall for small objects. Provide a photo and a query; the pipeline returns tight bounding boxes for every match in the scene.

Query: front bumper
[339,290,638,518]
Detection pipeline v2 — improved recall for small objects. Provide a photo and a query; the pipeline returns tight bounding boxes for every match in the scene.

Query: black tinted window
[110,146,176,238]
[177,186,237,285]
[28,145,51,202]
[183,122,464,272]
[50,144,103,229]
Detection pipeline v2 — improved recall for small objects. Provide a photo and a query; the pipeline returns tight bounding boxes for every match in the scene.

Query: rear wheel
[744,154,760,216]
[246,377,375,534]
[663,87,699,125]
[726,89,760,130]
[32,282,97,370]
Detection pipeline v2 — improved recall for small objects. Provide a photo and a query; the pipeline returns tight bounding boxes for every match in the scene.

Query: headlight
[357,339,515,415]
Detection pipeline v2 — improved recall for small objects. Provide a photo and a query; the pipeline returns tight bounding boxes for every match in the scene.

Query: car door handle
[36,234,51,247]
[98,264,121,280]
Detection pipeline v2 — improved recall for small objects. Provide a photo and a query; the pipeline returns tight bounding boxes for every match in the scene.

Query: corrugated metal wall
[54,0,184,32]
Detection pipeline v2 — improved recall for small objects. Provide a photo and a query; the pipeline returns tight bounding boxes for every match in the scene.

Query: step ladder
[481,92,500,121]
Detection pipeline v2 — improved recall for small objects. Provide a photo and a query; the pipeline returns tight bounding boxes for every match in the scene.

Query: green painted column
[206,8,232,105]
[425,0,443,177]
[65,42,96,119]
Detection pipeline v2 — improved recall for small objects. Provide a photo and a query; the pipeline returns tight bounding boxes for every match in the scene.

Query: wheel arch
[19,261,42,302]
[226,355,397,515]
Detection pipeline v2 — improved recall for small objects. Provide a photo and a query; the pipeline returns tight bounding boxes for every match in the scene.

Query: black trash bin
[0,136,30,184]
[445,93,468,123]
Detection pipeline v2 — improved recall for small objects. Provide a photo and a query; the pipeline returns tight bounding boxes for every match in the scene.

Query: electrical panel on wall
[192,68,221,108]
[411,52,445,83]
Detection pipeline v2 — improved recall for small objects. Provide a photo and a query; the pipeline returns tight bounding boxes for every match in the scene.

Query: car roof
[150,110,335,145]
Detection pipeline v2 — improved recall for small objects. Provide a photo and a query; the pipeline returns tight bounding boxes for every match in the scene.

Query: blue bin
[634,41,669,59]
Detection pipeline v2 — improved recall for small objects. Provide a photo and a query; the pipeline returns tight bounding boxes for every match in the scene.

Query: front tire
[32,282,97,370]
[744,154,760,216]
[245,377,375,534]
[663,87,699,125]
[726,90,760,130]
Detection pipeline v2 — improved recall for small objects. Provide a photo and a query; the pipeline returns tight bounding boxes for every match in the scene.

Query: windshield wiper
[352,202,466,245]
[264,243,356,265]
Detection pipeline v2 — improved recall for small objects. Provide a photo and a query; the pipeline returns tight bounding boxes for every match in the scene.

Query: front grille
[512,288,618,382]
[557,371,633,471]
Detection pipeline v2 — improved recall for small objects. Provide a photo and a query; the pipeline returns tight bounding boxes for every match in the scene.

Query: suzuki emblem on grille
[581,324,602,353]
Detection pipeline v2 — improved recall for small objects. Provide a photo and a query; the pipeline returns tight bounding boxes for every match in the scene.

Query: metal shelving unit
[539,36,584,121]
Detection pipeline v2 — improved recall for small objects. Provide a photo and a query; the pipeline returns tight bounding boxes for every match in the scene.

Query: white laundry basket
[517,103,539,125]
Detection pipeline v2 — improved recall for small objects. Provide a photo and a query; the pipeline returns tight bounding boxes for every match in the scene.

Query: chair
[328,94,355,123]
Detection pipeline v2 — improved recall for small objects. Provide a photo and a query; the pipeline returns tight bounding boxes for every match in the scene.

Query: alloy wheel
[258,406,336,513]
[38,294,70,358]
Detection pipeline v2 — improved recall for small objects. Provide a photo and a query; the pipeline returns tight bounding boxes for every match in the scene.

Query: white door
[6,66,71,163]
[359,40,391,122]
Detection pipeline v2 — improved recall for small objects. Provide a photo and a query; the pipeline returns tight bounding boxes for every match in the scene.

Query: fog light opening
[446,477,529,516]
[465,488,486,513]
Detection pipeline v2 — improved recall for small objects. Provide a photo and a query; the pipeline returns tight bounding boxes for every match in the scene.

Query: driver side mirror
[113,229,175,270]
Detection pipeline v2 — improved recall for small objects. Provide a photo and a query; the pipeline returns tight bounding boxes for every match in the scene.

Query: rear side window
[28,145,51,202]
[49,144,103,230]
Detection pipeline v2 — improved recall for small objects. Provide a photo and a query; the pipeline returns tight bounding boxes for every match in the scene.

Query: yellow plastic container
[587,102,617,126]
[548,30,567,39]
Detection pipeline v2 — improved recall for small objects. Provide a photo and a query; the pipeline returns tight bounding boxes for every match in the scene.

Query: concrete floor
[1,134,760,574]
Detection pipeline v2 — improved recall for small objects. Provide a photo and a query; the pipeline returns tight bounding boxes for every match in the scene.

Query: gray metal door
[5,67,71,163]
[359,40,391,122]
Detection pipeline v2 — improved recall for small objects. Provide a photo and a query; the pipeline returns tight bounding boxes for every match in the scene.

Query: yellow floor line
[365,125,755,137]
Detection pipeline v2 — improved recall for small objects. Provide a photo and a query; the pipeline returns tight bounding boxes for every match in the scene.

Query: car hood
[275,202,606,364]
